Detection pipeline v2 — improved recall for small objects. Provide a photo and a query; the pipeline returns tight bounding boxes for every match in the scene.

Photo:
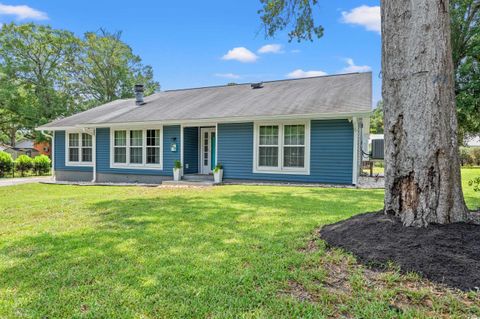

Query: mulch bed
[320,211,480,291]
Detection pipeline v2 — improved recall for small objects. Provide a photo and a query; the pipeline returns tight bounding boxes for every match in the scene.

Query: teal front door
[200,127,216,174]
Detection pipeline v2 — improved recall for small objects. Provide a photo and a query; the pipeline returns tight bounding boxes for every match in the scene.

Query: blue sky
[0,1,381,107]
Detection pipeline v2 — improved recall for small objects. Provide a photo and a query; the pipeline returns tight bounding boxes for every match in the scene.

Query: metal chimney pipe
[134,84,144,105]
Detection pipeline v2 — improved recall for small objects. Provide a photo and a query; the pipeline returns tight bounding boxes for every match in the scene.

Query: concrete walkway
[0,176,53,187]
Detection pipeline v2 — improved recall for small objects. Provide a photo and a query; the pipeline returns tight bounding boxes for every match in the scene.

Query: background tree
[369,101,384,134]
[0,66,38,146]
[258,0,472,226]
[451,0,480,142]
[78,29,160,107]
[0,24,160,142]
[0,23,82,127]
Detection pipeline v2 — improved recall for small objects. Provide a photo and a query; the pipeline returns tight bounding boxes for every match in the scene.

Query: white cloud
[258,44,283,54]
[222,47,258,63]
[290,49,301,54]
[341,58,372,73]
[0,3,48,20]
[214,73,240,79]
[341,5,380,34]
[286,69,327,79]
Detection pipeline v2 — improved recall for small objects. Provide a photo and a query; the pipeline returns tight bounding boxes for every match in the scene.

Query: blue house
[37,72,372,185]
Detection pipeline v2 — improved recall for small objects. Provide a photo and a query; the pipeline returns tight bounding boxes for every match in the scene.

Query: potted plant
[213,163,223,184]
[173,160,182,181]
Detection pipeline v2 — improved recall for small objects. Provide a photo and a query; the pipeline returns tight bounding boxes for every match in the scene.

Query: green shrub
[33,155,51,175]
[174,160,182,169]
[214,163,223,173]
[468,177,480,192]
[0,151,14,177]
[15,155,33,177]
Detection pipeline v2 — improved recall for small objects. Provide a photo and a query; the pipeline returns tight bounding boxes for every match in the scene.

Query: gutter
[36,111,373,131]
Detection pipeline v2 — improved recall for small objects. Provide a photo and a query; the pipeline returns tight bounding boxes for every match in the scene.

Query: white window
[66,132,93,166]
[254,121,310,174]
[110,128,163,169]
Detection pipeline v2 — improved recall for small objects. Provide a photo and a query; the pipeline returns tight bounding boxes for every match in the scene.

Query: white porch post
[51,131,56,181]
[215,123,218,166]
[352,117,359,185]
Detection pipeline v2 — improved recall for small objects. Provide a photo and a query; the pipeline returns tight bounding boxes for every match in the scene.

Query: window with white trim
[254,121,310,174]
[111,128,163,169]
[66,132,93,165]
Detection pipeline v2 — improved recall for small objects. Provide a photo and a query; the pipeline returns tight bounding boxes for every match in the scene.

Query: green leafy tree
[78,29,160,106]
[370,101,384,134]
[258,0,323,42]
[0,23,82,130]
[451,0,480,143]
[0,66,39,146]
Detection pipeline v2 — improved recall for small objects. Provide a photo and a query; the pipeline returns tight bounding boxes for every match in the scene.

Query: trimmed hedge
[33,155,51,175]
[15,155,34,177]
[0,151,14,177]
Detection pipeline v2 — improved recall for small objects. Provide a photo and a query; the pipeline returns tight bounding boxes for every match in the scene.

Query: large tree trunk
[381,0,469,227]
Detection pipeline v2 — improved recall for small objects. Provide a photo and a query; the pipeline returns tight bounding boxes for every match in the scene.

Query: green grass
[0,169,478,318]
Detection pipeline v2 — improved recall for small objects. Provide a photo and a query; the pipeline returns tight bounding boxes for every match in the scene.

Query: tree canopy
[0,23,160,146]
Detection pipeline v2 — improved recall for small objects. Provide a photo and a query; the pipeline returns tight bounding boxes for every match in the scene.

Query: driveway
[0,176,53,187]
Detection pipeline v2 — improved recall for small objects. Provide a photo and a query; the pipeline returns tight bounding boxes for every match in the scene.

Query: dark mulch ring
[320,211,480,291]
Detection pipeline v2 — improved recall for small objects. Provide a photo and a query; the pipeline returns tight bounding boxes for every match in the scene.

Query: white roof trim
[36,111,372,131]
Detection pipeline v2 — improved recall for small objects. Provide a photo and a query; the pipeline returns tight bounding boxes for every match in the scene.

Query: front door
[200,127,216,174]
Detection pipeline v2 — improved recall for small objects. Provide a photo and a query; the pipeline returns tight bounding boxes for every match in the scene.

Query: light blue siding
[95,126,181,176]
[53,131,92,172]
[183,127,199,174]
[217,120,353,184]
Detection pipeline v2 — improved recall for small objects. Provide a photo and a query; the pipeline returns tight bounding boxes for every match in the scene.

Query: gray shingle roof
[38,72,372,129]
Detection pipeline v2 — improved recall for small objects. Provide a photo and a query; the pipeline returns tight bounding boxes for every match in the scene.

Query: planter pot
[214,169,223,184]
[173,168,182,181]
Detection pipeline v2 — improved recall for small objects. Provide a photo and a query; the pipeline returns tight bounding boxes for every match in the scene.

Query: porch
[181,125,217,176]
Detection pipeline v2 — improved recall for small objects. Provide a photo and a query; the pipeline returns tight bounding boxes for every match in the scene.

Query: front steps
[162,174,216,186]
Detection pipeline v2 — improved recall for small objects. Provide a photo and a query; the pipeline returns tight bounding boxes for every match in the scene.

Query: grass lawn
[0,169,478,318]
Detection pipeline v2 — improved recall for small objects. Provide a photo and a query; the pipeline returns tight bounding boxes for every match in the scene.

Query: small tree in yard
[15,155,33,177]
[0,151,14,177]
[33,155,51,175]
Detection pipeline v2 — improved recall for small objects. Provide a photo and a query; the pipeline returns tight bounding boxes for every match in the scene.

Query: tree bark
[381,0,469,226]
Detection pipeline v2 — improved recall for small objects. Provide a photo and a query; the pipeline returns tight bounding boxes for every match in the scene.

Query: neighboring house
[1,140,40,159]
[33,141,51,157]
[37,72,372,185]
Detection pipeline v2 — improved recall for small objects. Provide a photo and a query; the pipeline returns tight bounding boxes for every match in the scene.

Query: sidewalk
[0,176,53,187]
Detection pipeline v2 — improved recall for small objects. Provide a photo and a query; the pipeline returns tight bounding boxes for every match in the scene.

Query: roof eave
[37,111,372,130]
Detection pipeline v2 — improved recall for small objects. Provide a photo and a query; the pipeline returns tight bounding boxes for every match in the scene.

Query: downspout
[41,130,55,181]
[91,128,97,183]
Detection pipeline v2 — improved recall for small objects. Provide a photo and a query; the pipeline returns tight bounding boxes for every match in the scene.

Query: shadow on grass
[0,187,384,317]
